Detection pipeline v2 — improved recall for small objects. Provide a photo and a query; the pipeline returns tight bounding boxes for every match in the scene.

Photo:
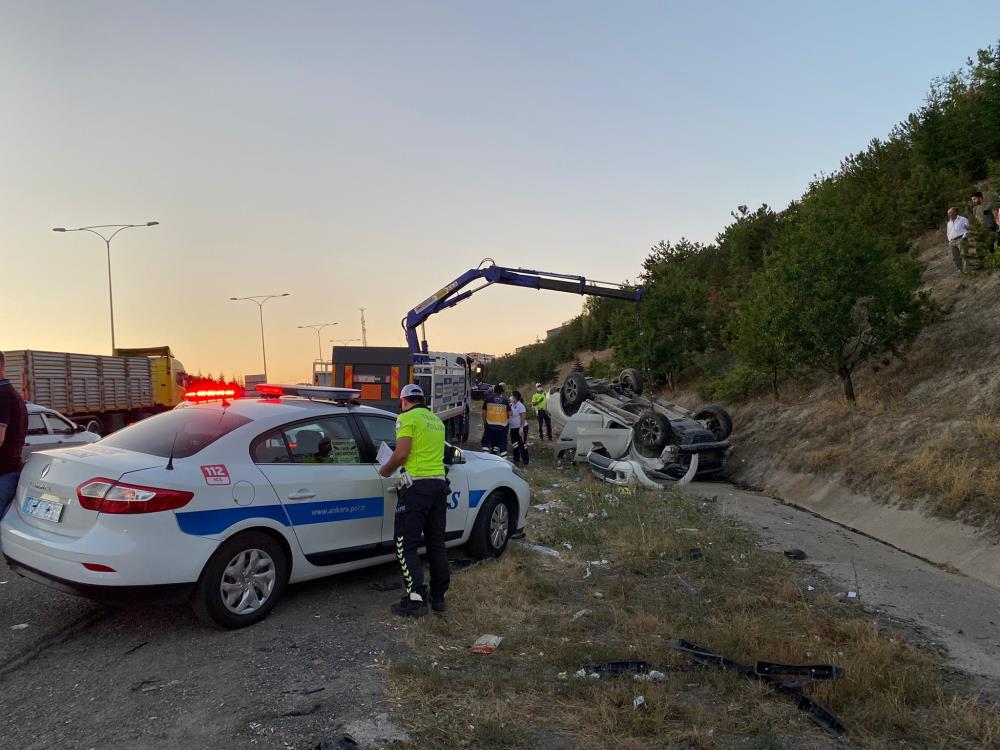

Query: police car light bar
[256,384,362,402]
[184,388,238,402]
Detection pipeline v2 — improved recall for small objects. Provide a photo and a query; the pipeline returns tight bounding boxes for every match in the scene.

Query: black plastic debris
[675,547,704,560]
[582,660,652,677]
[314,735,360,750]
[673,640,847,736]
[784,549,808,561]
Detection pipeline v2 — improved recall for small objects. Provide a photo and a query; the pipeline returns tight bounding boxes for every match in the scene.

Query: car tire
[694,405,733,441]
[83,418,102,436]
[466,492,513,559]
[633,410,672,455]
[561,372,590,416]
[192,531,289,629]
[620,368,644,396]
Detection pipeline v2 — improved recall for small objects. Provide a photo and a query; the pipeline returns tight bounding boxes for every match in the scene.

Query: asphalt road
[0,552,411,749]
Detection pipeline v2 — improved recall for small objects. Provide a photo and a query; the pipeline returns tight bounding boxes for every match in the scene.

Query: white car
[24,403,101,460]
[1,386,530,628]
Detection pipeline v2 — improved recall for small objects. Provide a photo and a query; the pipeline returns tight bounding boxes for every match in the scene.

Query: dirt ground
[0,554,412,749]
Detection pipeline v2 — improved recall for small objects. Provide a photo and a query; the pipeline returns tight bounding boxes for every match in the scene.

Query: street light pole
[52,222,159,353]
[298,323,338,361]
[230,293,290,382]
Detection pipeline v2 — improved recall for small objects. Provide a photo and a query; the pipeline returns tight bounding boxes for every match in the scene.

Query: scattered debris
[532,501,561,511]
[124,641,150,655]
[471,635,503,655]
[675,547,704,560]
[10,623,28,631]
[589,559,609,566]
[675,575,699,596]
[633,695,646,709]
[518,543,562,559]
[313,735,360,750]
[571,608,593,622]
[784,549,808,561]
[563,542,573,550]
[673,640,847,736]
[836,591,859,600]
[601,510,610,520]
[594,592,604,599]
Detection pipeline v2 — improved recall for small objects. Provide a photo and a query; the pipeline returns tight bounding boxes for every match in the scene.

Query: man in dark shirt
[0,351,28,512]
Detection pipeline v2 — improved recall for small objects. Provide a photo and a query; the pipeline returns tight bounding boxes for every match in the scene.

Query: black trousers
[509,427,529,465]
[537,408,552,439]
[394,478,450,601]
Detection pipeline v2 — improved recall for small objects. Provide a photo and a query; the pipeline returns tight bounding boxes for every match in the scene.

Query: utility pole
[360,308,368,347]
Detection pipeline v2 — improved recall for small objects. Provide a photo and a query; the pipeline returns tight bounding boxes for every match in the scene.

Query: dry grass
[384,458,1000,749]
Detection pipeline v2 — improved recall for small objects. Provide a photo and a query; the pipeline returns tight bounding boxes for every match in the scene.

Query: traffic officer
[378,383,450,617]
[531,382,552,441]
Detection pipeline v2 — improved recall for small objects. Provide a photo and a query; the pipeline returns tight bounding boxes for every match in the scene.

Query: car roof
[25,403,51,414]
[180,396,398,423]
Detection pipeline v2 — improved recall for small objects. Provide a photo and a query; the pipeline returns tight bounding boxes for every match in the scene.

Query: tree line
[489,43,1000,403]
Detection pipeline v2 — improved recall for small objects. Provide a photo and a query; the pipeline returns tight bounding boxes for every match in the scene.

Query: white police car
[1,386,530,628]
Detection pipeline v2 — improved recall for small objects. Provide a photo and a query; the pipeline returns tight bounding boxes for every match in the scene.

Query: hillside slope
[725,228,1000,530]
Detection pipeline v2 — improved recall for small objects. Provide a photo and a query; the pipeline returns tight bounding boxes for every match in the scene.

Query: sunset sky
[2,2,993,383]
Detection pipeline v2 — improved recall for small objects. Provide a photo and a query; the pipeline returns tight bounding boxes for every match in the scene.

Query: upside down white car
[1,386,529,628]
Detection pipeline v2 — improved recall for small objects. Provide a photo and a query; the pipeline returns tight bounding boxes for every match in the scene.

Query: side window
[357,415,397,451]
[251,429,293,464]
[43,412,75,435]
[27,414,47,436]
[284,417,361,465]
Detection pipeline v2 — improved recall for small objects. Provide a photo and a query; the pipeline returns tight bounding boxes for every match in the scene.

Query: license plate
[22,495,64,523]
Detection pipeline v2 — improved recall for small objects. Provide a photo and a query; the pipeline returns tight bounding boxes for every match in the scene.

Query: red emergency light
[183,388,239,402]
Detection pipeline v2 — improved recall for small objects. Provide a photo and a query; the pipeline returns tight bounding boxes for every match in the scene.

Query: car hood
[462,449,512,467]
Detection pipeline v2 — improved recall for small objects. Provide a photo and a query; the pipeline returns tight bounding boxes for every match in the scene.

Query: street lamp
[330,338,361,345]
[298,323,338,361]
[230,293,290,382]
[52,221,160,353]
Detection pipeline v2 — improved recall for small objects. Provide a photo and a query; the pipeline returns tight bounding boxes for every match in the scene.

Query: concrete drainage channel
[735,468,1000,589]
[680,477,1000,684]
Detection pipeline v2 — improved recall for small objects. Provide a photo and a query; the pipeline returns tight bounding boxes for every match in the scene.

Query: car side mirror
[444,445,465,465]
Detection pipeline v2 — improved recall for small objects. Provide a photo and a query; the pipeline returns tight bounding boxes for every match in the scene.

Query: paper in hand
[376,441,394,467]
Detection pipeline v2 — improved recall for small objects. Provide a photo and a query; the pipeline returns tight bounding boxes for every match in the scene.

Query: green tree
[751,209,926,402]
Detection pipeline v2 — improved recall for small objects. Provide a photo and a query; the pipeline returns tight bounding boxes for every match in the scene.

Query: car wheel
[192,531,289,629]
[620,368,644,396]
[466,492,513,559]
[694,406,733,441]
[633,410,672,455]
[561,373,590,415]
[84,419,102,436]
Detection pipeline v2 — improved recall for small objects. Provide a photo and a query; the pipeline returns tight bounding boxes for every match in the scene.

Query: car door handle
[287,491,316,500]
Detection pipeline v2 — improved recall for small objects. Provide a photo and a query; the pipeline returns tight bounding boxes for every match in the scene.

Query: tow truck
[316,260,643,442]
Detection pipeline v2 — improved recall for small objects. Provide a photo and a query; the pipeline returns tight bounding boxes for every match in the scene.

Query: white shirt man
[946,207,970,274]
[947,211,969,241]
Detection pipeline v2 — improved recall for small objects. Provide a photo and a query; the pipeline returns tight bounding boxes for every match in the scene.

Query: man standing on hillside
[481,383,511,456]
[946,207,970,273]
[969,191,999,253]
[0,351,28,514]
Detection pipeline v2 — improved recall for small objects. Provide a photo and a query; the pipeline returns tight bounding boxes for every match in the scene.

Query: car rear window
[99,409,252,458]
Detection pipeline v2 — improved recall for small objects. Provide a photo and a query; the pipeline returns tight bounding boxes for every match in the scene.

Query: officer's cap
[400,383,424,398]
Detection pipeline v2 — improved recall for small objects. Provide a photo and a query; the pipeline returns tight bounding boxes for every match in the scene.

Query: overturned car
[547,369,732,487]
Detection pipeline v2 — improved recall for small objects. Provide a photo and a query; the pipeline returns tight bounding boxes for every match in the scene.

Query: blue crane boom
[402,261,644,356]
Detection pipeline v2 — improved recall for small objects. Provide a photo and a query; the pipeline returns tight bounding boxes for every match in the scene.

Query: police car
[0,385,530,629]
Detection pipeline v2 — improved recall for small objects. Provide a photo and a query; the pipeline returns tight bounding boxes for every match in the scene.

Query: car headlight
[511,465,528,481]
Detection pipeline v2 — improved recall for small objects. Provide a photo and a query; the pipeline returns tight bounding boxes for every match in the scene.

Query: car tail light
[82,562,116,572]
[77,478,194,514]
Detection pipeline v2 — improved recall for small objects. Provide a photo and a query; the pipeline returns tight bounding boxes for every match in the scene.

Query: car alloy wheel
[489,502,509,551]
[220,548,277,615]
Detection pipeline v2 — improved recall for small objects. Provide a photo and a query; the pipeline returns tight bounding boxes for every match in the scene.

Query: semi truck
[5,346,188,435]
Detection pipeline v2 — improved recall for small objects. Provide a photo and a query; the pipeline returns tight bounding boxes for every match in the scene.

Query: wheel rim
[220,548,277,615]
[637,417,662,447]
[564,380,578,403]
[489,503,509,550]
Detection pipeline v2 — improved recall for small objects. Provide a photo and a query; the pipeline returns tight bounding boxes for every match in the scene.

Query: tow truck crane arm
[402,260,643,355]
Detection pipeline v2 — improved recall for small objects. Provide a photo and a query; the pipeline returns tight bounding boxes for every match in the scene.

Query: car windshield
[99,409,251,459]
